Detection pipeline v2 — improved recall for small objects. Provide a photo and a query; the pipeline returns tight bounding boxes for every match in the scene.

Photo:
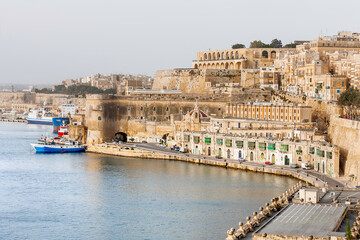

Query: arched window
[262,51,268,58]
[98,116,101,121]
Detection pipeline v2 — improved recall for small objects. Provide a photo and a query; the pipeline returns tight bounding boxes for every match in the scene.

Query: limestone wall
[0,92,86,111]
[152,69,243,94]
[328,116,360,177]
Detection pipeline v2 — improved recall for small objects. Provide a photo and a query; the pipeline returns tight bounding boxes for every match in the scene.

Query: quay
[0,118,27,123]
[86,142,346,188]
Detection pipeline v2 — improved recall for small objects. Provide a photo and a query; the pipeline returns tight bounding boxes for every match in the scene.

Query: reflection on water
[0,122,298,239]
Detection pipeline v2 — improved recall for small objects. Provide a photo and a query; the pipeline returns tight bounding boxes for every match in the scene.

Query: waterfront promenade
[87,142,348,188]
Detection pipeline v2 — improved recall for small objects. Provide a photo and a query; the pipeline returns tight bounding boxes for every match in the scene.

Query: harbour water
[0,122,298,239]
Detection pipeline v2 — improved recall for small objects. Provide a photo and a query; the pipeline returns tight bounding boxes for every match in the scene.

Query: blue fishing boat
[31,143,86,153]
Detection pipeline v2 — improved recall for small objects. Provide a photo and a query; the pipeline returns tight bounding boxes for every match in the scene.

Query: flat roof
[257,204,346,238]
[320,190,360,205]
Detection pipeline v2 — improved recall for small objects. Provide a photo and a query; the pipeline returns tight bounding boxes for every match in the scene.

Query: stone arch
[208,53,212,60]
[212,53,216,60]
[261,152,265,160]
[235,52,239,59]
[250,152,254,161]
[194,64,198,69]
[231,51,234,59]
[216,63,220,69]
[211,63,215,69]
[217,52,221,60]
[236,62,241,70]
[115,132,127,142]
[262,51,268,58]
[226,52,230,60]
[271,51,276,59]
[229,62,234,69]
[220,63,225,68]
[221,52,225,60]
[204,53,207,60]
[208,147,211,156]
[225,62,229,69]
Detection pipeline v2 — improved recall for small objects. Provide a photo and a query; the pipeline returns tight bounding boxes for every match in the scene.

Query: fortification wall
[0,92,86,110]
[328,116,360,177]
[152,69,243,93]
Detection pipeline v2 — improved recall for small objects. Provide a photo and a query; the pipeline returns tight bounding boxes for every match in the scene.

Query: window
[140,107,143,111]
[153,107,156,111]
[128,116,131,120]
[128,107,131,111]
[166,107,169,111]
[98,116,101,120]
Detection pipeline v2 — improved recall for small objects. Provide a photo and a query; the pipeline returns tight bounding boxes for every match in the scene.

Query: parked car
[290,163,299,168]
[301,163,310,170]
[265,161,273,165]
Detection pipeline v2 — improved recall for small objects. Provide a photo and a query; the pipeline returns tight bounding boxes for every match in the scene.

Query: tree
[249,40,269,48]
[338,87,360,107]
[283,43,297,48]
[270,39,282,48]
[232,43,245,49]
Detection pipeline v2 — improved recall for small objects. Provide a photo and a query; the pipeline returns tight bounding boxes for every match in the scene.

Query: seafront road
[132,143,345,188]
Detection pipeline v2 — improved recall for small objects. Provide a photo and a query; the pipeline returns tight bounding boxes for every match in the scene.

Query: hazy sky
[1,0,360,85]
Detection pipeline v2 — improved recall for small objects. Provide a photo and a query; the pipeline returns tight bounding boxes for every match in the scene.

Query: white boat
[26,109,53,125]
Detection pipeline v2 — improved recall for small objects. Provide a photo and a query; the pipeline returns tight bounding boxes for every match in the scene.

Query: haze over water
[0,122,297,239]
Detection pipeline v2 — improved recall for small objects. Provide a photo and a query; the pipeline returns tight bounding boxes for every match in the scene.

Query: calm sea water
[0,122,297,240]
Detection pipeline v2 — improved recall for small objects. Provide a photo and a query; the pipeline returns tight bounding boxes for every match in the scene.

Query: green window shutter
[225,139,232,147]
[248,142,255,149]
[184,135,190,142]
[280,144,289,152]
[236,141,243,148]
[268,143,276,150]
[326,152,332,159]
[216,139,223,145]
[205,137,211,144]
[309,147,315,154]
[259,143,266,150]
[194,136,200,143]
[316,149,325,157]
[296,150,302,153]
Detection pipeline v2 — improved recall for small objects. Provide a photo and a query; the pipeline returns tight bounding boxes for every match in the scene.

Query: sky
[1,0,360,85]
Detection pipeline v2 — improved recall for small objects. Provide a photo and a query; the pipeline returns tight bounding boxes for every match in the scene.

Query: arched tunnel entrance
[114,132,127,143]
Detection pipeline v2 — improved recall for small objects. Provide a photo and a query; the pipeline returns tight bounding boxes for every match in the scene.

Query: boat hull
[31,144,86,153]
[26,117,53,125]
[52,117,70,132]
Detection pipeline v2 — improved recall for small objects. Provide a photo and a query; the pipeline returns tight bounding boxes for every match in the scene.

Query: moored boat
[26,109,53,125]
[52,117,70,132]
[58,126,68,137]
[31,143,86,153]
